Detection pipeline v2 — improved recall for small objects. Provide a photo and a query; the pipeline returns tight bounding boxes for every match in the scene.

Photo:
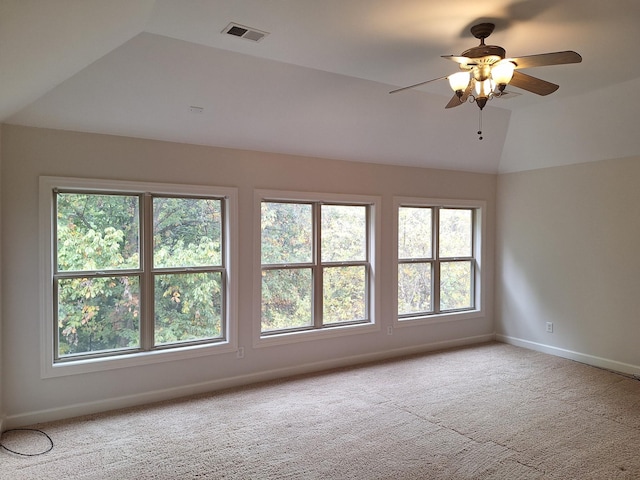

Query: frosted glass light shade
[491,60,515,85]
[474,79,494,97]
[448,71,470,92]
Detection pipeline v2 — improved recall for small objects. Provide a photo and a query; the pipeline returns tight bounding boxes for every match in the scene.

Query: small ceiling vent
[222,23,269,42]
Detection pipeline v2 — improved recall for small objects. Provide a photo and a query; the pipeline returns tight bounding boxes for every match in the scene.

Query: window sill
[394,309,484,328]
[254,321,379,348]
[41,341,237,378]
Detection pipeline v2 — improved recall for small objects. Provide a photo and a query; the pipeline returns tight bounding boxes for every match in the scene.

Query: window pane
[398,207,432,259]
[57,193,139,271]
[439,209,473,258]
[57,276,140,356]
[261,202,312,264]
[322,205,366,262]
[398,262,432,315]
[323,266,366,324]
[154,272,223,345]
[154,197,222,268]
[262,268,312,331]
[440,261,473,311]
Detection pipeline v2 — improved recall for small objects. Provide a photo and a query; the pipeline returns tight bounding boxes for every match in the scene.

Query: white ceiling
[2,0,640,173]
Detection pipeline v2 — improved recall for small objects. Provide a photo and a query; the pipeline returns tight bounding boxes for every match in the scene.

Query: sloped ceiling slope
[2,0,640,173]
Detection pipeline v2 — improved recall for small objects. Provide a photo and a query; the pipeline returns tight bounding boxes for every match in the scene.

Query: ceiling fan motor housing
[461,45,505,61]
[458,47,506,81]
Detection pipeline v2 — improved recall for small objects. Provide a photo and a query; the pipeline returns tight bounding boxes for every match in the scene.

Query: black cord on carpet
[0,428,54,456]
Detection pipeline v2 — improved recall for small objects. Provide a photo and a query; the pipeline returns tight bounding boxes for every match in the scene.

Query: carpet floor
[2,342,639,479]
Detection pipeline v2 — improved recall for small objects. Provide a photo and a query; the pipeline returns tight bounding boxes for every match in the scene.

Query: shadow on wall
[497,247,552,342]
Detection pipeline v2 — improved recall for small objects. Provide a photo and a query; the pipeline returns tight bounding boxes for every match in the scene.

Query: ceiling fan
[390,22,582,114]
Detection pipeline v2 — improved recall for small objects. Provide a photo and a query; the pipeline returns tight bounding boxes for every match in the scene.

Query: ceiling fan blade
[510,51,582,69]
[445,94,464,108]
[509,71,559,95]
[445,81,473,108]
[389,76,447,94]
[441,55,474,65]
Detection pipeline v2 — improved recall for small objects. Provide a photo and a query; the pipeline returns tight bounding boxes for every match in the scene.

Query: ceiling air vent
[222,23,269,42]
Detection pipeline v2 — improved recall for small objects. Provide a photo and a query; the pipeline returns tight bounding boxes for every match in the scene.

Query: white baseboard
[4,334,494,429]
[496,334,640,376]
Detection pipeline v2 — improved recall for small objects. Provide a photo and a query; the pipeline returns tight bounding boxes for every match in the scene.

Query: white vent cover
[222,23,269,42]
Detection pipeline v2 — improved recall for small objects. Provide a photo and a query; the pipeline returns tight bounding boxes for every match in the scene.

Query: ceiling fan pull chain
[478,110,483,141]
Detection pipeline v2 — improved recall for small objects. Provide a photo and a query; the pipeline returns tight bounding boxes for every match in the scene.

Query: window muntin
[397,205,478,318]
[52,188,229,362]
[260,200,371,335]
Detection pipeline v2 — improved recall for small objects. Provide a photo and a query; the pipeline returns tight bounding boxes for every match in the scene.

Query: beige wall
[1,125,495,426]
[496,156,640,373]
[0,124,3,430]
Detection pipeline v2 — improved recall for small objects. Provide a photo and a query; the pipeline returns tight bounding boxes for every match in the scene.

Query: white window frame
[392,196,486,328]
[253,190,381,348]
[39,176,238,378]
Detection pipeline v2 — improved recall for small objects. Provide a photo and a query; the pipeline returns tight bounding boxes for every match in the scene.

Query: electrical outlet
[236,347,245,359]
[387,326,393,335]
[545,322,553,333]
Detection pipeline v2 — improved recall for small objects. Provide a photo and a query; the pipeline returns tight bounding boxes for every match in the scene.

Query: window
[40,177,237,375]
[255,190,380,343]
[395,198,484,323]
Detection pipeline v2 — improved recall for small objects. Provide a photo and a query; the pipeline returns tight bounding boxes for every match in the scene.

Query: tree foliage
[439,208,474,310]
[56,193,224,357]
[54,194,476,356]
[398,207,474,314]
[260,202,368,332]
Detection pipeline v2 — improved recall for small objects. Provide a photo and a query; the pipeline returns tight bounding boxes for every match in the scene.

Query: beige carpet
[2,342,640,479]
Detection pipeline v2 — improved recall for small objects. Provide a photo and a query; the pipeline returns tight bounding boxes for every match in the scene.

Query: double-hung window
[40,177,237,376]
[395,197,484,323]
[256,190,380,343]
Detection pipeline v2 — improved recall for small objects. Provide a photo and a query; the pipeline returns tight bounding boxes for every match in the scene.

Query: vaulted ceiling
[2,0,640,173]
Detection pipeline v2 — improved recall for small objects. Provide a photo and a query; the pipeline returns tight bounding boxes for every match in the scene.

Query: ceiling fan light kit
[392,22,582,140]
